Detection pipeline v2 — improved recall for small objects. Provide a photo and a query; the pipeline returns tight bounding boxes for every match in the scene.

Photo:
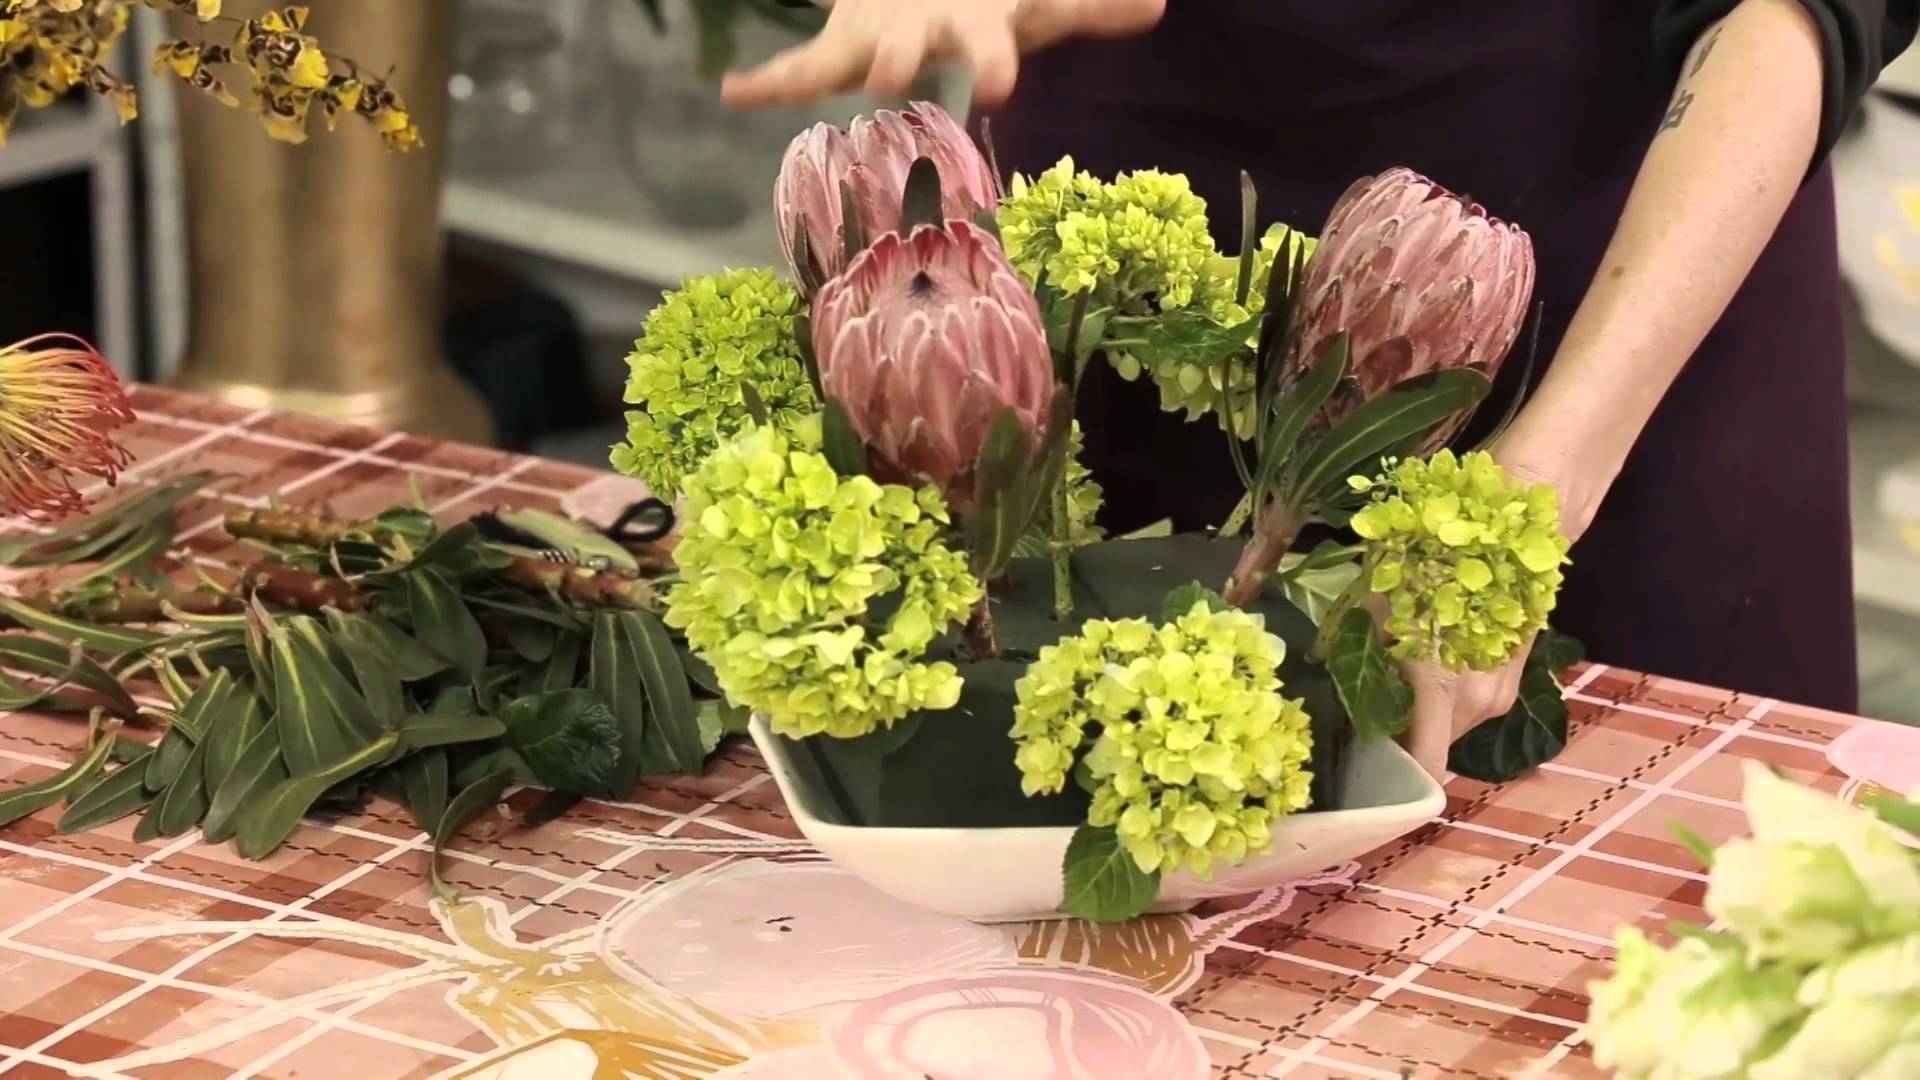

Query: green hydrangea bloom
[1010,602,1314,877]
[998,157,1216,315]
[665,416,980,740]
[1120,224,1323,437]
[611,269,817,499]
[1349,450,1571,672]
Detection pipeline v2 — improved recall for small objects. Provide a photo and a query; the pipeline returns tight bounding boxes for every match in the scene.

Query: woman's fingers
[722,14,876,108]
[949,11,1021,107]
[865,15,930,98]
[1405,664,1459,781]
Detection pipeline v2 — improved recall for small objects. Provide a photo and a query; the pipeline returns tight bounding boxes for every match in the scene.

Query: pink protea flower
[776,101,1001,293]
[0,334,136,521]
[1288,167,1535,424]
[812,221,1054,511]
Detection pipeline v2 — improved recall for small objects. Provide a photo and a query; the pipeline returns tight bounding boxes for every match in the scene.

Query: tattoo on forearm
[1663,24,1722,133]
[1663,89,1696,130]
[1689,25,1723,78]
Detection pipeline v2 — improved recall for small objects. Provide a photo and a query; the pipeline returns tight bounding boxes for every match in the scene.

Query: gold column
[168,0,492,443]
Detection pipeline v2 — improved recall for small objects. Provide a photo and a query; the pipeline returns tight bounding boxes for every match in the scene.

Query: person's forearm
[1505,0,1824,532]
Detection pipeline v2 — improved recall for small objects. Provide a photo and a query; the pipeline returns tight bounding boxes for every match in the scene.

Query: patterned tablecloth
[0,387,1913,1080]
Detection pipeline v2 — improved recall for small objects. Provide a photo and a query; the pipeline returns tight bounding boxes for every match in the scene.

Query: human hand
[720,0,1166,110]
[1397,425,1600,780]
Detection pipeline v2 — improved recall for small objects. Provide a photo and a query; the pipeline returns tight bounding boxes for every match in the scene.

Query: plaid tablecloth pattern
[0,387,1888,1079]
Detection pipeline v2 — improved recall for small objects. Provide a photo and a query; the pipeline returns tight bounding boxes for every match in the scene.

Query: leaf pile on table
[0,476,733,892]
[608,99,1588,921]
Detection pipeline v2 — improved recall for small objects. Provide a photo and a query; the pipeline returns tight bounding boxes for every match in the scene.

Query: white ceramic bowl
[751,717,1447,924]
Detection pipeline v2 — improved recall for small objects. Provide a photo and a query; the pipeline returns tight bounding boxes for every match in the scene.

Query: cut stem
[1051,466,1073,623]
[963,595,999,660]
[1221,501,1306,607]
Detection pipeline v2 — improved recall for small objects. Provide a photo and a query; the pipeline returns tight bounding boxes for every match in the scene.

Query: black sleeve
[1654,0,1920,161]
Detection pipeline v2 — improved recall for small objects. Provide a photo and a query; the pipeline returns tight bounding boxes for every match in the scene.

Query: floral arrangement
[1581,764,1920,1078]
[0,1,416,148]
[614,101,1580,920]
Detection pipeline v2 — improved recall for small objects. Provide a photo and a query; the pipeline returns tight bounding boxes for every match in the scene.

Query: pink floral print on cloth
[826,971,1210,1080]
[1828,719,1920,848]
[1828,719,1920,797]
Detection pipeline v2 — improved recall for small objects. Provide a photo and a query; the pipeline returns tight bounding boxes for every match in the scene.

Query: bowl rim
[749,715,1448,842]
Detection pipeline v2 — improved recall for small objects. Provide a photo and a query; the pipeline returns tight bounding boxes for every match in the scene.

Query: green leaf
[1161,582,1228,621]
[0,635,138,717]
[899,155,945,232]
[245,605,277,712]
[323,613,406,732]
[58,752,157,832]
[1255,333,1348,497]
[973,408,1032,507]
[531,630,585,695]
[1116,519,1175,541]
[393,748,450,834]
[677,645,721,697]
[1235,171,1259,305]
[1448,659,1568,783]
[449,745,539,790]
[0,596,161,656]
[1136,309,1259,368]
[81,514,176,584]
[271,616,382,774]
[498,618,554,665]
[1277,555,1362,626]
[591,613,649,793]
[463,593,588,633]
[372,506,438,544]
[145,735,214,838]
[495,508,638,573]
[431,770,515,899]
[0,734,116,828]
[387,522,499,579]
[1287,369,1490,506]
[1863,791,1920,838]
[1669,823,1718,868]
[1060,824,1161,922]
[324,610,448,683]
[143,730,197,794]
[499,689,623,797]
[202,684,266,798]
[1327,608,1415,741]
[399,707,507,752]
[202,723,286,844]
[0,472,216,566]
[625,611,704,776]
[406,568,488,682]
[170,668,233,742]
[696,699,749,746]
[820,398,869,479]
[1534,629,1586,674]
[236,733,398,859]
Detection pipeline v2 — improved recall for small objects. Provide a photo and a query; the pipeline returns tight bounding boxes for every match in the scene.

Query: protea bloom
[775,101,1001,293]
[1287,167,1534,425]
[0,334,136,521]
[811,220,1054,512]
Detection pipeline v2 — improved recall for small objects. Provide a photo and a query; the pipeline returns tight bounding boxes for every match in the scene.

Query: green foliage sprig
[0,476,734,881]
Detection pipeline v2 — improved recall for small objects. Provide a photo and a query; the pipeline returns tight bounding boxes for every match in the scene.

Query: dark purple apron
[988,0,1859,711]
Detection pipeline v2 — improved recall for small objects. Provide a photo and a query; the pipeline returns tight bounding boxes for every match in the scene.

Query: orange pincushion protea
[0,334,136,520]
